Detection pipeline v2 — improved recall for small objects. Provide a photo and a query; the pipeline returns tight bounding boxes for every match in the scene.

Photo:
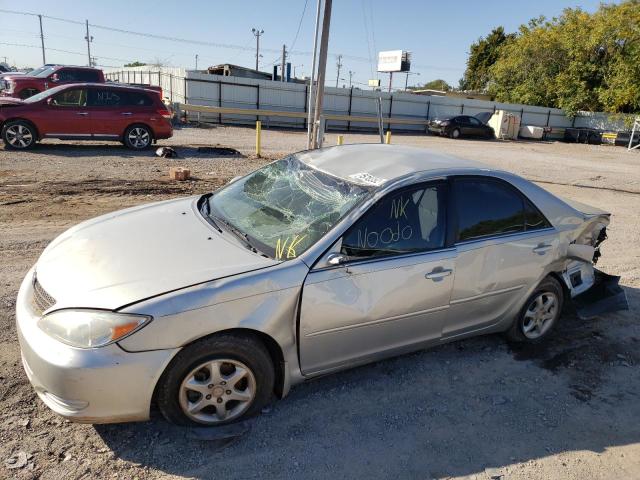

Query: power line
[0,8,465,73]
[289,0,309,51]
[0,42,132,63]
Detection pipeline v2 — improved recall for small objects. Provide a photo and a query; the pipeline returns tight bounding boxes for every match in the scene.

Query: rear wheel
[2,120,37,149]
[157,334,274,426]
[124,124,152,150]
[450,128,461,139]
[507,276,563,343]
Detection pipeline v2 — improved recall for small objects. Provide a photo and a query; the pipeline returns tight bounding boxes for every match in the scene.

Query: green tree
[124,61,147,67]
[459,26,515,91]
[488,1,640,114]
[416,79,451,91]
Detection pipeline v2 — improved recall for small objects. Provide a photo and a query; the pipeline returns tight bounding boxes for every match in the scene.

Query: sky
[0,0,613,90]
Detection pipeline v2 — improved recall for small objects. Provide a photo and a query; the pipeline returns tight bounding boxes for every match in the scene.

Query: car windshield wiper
[211,213,265,256]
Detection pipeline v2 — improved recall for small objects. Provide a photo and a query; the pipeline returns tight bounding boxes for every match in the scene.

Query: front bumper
[16,267,179,423]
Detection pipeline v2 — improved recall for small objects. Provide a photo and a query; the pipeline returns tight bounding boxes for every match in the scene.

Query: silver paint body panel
[16,144,610,423]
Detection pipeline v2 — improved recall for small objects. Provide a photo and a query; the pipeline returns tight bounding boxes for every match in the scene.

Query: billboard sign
[368,79,381,87]
[377,50,411,72]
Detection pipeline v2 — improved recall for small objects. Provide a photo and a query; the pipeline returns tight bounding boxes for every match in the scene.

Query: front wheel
[507,276,564,343]
[157,334,275,426]
[450,128,461,139]
[124,124,152,150]
[2,120,37,149]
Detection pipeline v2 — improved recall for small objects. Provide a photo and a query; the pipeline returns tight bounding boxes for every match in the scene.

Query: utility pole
[306,0,322,149]
[388,72,393,93]
[251,28,264,71]
[348,70,354,88]
[195,54,199,70]
[335,54,342,88]
[311,0,333,149]
[84,20,93,67]
[38,15,46,64]
[281,44,287,82]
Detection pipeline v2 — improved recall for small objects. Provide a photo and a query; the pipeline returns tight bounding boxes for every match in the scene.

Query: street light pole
[195,54,199,70]
[251,28,264,71]
[348,70,354,87]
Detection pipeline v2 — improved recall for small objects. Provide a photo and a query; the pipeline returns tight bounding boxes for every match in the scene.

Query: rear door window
[87,89,126,107]
[453,178,525,242]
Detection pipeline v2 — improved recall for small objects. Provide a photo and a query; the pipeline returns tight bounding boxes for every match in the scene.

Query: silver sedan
[16,144,625,426]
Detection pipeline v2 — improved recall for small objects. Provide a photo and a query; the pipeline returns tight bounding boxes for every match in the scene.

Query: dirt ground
[1,125,639,480]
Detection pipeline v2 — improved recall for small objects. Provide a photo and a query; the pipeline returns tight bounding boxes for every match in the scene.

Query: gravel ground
[1,125,639,480]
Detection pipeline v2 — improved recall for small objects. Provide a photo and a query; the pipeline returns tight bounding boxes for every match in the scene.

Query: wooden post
[255,120,262,157]
[385,131,391,144]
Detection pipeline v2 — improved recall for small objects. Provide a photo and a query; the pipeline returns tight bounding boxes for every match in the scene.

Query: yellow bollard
[385,130,391,144]
[255,120,262,157]
[337,135,344,146]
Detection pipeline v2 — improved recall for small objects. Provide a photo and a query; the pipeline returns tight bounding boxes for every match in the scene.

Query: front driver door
[40,88,91,137]
[299,181,456,375]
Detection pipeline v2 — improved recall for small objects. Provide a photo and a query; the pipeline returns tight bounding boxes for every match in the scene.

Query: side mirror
[327,253,347,266]
[50,74,59,83]
[46,98,53,105]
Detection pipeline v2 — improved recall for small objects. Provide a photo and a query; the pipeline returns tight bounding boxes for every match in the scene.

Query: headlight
[38,309,152,348]
[441,121,450,126]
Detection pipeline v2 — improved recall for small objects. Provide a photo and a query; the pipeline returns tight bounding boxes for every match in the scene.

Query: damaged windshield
[208,156,371,260]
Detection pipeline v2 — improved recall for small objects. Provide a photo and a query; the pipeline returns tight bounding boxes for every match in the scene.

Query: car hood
[0,98,25,107]
[35,197,278,310]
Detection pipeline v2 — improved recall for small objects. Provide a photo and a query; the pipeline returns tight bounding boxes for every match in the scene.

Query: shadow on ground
[95,286,640,479]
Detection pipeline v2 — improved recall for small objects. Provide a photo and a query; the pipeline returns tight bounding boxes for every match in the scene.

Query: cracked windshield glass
[208,156,371,260]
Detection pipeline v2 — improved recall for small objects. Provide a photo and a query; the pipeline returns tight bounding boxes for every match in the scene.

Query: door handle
[425,268,453,281]
[532,243,552,255]
[121,112,133,116]
[75,112,88,116]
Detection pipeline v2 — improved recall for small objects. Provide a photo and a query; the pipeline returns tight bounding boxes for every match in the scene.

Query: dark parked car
[0,83,172,150]
[428,115,494,139]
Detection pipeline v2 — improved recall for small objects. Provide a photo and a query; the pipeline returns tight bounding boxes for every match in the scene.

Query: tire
[450,128,461,139]
[156,333,275,426]
[507,276,564,343]
[2,120,37,150]
[123,124,153,150]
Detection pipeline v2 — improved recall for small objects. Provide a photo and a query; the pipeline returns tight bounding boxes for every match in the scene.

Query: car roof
[296,144,492,186]
[54,82,155,92]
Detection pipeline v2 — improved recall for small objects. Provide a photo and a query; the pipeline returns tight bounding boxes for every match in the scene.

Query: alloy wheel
[127,127,150,148]
[522,291,558,339]
[5,124,34,148]
[178,358,256,425]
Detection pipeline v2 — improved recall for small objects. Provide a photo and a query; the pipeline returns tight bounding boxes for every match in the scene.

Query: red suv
[0,83,173,150]
[1,65,105,99]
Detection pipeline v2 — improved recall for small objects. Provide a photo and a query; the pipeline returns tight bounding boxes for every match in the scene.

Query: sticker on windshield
[349,172,386,186]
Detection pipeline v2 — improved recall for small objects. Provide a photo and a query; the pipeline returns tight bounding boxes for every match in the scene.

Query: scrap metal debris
[155,146,179,158]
